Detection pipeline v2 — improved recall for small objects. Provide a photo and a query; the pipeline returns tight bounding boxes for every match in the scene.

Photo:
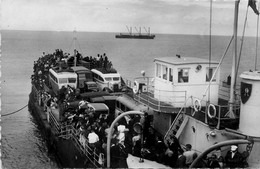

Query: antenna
[73,28,77,51]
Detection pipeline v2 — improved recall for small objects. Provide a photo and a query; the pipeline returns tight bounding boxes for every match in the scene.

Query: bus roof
[88,103,109,111]
[71,66,91,72]
[49,68,77,78]
[91,69,120,77]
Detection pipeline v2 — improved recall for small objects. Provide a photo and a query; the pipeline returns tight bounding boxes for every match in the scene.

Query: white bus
[91,68,121,92]
[49,68,78,95]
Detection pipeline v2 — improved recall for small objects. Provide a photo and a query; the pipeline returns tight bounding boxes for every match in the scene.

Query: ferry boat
[28,1,260,168]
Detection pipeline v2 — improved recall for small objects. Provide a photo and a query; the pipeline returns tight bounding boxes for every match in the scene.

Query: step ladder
[164,110,189,142]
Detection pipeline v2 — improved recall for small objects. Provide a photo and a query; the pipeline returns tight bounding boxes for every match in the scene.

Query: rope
[2,104,28,117]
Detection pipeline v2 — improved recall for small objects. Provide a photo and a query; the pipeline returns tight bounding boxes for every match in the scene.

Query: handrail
[189,139,253,168]
[49,121,104,167]
[164,97,191,143]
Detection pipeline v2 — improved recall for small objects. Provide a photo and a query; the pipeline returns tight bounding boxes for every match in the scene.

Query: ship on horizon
[115,26,155,39]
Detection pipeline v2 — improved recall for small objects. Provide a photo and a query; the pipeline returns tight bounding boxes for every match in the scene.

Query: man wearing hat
[225,145,243,168]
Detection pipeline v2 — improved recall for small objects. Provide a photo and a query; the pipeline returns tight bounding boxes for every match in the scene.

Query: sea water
[1,30,259,168]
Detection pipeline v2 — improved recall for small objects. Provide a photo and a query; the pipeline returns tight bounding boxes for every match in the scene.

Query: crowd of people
[31,49,113,91]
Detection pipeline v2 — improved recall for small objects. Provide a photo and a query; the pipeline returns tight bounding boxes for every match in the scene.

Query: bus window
[59,78,67,84]
[113,77,120,81]
[105,77,112,81]
[68,78,76,83]
[78,73,85,79]
[98,76,104,82]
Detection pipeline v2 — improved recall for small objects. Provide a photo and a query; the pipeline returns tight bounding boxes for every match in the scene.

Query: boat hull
[115,34,155,39]
[28,90,93,168]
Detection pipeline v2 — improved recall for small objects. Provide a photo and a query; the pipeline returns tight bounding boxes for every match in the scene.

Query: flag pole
[228,0,240,119]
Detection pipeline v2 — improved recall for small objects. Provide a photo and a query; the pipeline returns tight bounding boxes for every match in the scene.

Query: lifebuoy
[193,99,201,112]
[133,81,139,94]
[208,104,216,118]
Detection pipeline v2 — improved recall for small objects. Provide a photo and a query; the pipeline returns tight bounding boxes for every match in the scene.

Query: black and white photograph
[1,0,260,168]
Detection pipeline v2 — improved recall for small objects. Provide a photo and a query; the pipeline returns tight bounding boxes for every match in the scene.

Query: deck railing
[48,114,105,167]
[123,77,186,112]
[218,80,241,104]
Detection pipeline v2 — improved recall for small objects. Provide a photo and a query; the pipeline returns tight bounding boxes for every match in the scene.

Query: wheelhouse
[154,56,220,107]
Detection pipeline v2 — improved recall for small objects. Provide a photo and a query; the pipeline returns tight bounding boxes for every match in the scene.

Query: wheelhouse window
[206,67,216,82]
[156,63,162,78]
[162,65,168,80]
[178,68,189,83]
[169,68,173,82]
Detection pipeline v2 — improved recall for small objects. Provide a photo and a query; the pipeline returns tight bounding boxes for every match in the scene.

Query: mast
[73,29,77,66]
[228,0,240,118]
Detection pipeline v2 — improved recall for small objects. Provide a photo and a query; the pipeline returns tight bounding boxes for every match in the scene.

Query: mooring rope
[1,104,28,117]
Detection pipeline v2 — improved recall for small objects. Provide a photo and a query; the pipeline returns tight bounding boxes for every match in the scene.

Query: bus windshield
[113,77,120,81]
[68,78,76,83]
[105,77,112,81]
[59,78,67,84]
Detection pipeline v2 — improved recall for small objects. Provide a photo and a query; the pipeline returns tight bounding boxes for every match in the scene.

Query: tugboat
[117,0,260,168]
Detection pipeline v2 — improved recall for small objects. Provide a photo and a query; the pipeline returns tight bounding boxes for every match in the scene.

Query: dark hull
[115,34,155,39]
[28,87,94,168]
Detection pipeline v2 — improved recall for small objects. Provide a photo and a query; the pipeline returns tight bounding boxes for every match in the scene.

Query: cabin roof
[154,56,219,65]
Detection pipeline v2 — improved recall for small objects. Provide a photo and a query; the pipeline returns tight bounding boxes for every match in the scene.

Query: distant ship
[115,26,155,39]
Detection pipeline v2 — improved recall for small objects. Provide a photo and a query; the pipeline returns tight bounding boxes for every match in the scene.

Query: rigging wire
[1,104,28,117]
[202,36,234,100]
[208,0,213,103]
[255,1,260,71]
[235,6,249,85]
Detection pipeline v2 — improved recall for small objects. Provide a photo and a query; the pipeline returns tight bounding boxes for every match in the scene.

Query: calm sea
[1,30,259,168]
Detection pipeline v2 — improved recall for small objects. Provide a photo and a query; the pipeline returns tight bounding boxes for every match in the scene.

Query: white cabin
[154,56,220,107]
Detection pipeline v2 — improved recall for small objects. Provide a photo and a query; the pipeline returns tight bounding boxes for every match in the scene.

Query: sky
[1,0,260,36]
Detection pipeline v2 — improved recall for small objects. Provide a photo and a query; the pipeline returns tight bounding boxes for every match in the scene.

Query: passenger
[154,135,166,163]
[110,138,120,168]
[207,153,220,168]
[118,141,129,168]
[104,55,108,69]
[183,144,197,167]
[58,86,67,103]
[225,145,243,168]
[165,135,183,167]
[132,133,141,157]
[144,127,156,150]
[117,124,129,144]
[88,127,99,149]
[175,149,186,168]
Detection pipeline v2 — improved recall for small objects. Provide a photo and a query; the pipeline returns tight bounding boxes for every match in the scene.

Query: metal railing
[123,77,187,112]
[48,112,105,167]
[218,80,241,103]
